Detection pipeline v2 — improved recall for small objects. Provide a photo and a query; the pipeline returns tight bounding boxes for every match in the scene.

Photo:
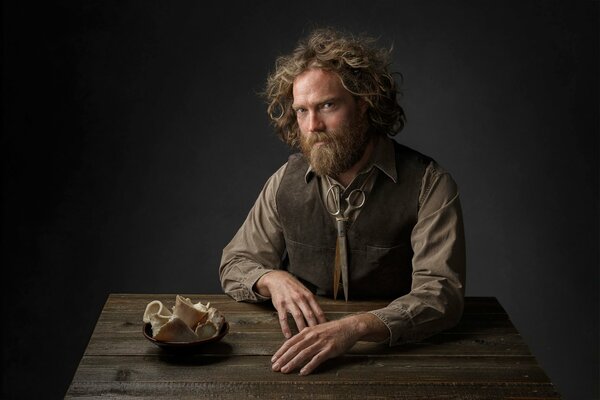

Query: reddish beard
[299,120,370,178]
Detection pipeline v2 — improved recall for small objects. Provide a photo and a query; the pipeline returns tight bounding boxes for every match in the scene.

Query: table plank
[85,331,532,357]
[102,294,509,315]
[94,310,519,334]
[67,381,559,400]
[70,354,551,383]
[67,355,559,399]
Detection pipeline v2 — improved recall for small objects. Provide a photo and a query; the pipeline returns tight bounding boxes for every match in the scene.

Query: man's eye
[322,102,334,109]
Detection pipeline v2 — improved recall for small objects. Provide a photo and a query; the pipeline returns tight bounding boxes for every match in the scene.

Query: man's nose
[307,112,325,132]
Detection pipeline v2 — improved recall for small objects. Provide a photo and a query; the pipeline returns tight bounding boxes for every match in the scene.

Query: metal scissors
[325,184,366,301]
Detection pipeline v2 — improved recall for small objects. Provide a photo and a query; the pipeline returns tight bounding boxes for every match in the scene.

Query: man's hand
[255,270,327,338]
[271,313,389,376]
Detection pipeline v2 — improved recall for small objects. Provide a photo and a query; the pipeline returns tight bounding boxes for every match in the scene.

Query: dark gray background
[2,1,598,399]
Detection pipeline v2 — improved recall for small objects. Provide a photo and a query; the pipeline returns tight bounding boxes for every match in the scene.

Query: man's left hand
[270,313,388,375]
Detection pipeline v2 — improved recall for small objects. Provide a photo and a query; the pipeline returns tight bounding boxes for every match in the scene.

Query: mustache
[304,131,334,146]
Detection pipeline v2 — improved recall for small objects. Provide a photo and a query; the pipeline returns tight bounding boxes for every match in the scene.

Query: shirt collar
[303,136,398,184]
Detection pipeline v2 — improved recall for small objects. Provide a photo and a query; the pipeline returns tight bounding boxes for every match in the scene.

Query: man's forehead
[292,68,350,105]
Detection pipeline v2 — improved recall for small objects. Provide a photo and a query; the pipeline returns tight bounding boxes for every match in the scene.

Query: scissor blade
[338,236,349,302]
[333,240,341,300]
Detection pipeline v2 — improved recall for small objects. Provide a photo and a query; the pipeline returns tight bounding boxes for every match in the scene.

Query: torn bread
[153,316,199,342]
[172,295,208,329]
[143,296,225,342]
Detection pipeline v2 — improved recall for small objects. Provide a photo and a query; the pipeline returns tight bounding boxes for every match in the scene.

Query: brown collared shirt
[219,137,466,345]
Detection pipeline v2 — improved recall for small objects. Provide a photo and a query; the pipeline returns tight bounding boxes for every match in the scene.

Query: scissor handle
[345,189,366,211]
[325,184,343,217]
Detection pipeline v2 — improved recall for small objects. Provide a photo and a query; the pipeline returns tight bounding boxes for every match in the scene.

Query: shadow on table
[156,341,234,366]
[313,333,467,374]
[349,331,465,356]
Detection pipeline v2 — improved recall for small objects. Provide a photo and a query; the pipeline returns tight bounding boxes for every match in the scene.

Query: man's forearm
[219,164,288,302]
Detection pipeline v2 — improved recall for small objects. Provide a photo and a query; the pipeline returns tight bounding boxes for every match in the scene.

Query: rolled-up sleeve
[369,162,466,345]
[219,164,288,302]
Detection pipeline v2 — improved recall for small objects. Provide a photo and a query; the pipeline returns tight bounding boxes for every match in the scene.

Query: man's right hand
[255,270,327,338]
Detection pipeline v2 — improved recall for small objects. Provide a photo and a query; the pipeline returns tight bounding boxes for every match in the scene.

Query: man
[220,28,465,376]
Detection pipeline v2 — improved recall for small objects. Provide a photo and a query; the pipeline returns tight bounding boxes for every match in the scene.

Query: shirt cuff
[228,268,273,302]
[369,303,451,347]
[368,306,412,346]
[370,302,440,346]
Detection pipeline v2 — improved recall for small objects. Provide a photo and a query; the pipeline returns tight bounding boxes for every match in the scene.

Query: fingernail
[271,355,277,362]
[299,369,306,376]
[272,362,280,371]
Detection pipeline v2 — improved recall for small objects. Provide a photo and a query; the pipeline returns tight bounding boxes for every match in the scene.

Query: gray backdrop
[2,1,598,399]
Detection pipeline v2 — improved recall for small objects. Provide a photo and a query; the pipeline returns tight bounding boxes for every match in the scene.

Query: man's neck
[335,137,376,187]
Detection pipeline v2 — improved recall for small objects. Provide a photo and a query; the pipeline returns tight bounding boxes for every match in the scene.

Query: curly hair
[264,28,405,147]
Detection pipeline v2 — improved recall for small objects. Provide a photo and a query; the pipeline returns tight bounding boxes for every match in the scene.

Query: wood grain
[66,294,559,399]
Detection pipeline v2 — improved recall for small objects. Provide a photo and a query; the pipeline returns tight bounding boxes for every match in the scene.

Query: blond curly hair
[264,28,405,147]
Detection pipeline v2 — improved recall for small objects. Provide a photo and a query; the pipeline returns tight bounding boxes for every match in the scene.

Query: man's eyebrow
[292,97,339,110]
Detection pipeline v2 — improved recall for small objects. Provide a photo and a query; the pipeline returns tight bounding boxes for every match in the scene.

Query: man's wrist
[255,270,275,297]
[347,313,390,342]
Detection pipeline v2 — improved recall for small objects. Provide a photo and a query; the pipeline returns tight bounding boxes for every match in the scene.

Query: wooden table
[66,294,559,399]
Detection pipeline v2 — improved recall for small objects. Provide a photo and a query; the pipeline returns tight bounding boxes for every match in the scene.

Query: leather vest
[276,142,431,299]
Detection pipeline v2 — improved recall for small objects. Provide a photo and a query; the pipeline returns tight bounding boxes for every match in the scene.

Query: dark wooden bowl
[143,322,229,353]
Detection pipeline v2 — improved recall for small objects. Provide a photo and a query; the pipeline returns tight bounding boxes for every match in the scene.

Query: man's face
[292,68,369,177]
